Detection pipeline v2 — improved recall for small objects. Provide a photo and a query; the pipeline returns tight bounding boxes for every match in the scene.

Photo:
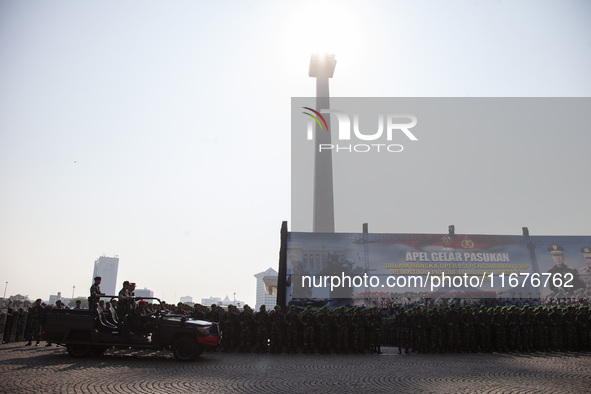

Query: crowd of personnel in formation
[169,301,591,355]
[7,297,591,355]
[156,294,589,355]
[384,303,591,354]
[5,275,590,354]
[184,303,383,354]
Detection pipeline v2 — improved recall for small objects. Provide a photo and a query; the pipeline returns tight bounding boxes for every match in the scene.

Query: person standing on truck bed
[117,281,138,340]
[129,282,137,310]
[88,276,104,312]
[117,281,133,320]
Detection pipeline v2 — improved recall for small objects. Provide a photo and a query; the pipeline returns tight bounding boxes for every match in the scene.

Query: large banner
[286,232,591,306]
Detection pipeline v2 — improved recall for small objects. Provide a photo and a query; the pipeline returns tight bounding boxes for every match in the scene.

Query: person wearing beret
[88,276,104,312]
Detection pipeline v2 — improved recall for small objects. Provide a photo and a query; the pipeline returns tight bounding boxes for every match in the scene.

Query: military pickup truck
[43,297,219,361]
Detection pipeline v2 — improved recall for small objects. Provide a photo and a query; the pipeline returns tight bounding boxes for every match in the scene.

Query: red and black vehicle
[43,297,219,361]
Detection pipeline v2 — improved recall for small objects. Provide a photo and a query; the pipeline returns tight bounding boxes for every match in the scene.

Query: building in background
[254,267,277,310]
[48,292,72,306]
[92,256,119,296]
[179,296,193,304]
[201,296,222,306]
[199,295,246,308]
[134,287,154,298]
[48,292,63,305]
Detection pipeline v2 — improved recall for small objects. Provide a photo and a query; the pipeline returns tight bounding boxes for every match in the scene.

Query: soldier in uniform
[428,307,444,353]
[333,307,349,354]
[25,299,43,346]
[117,281,133,320]
[174,302,187,315]
[491,306,507,352]
[458,307,475,353]
[546,244,585,295]
[116,281,135,339]
[190,304,206,320]
[219,306,232,352]
[519,306,533,352]
[368,307,382,354]
[269,305,285,353]
[238,305,254,352]
[444,304,460,352]
[206,304,223,323]
[563,306,577,351]
[284,305,299,353]
[479,307,492,352]
[351,307,366,353]
[131,300,155,337]
[548,306,563,351]
[575,306,590,351]
[88,276,103,312]
[533,306,550,351]
[228,305,241,352]
[409,307,423,353]
[395,307,410,354]
[300,306,315,353]
[314,306,330,353]
[128,282,137,309]
[255,305,269,353]
[505,306,521,352]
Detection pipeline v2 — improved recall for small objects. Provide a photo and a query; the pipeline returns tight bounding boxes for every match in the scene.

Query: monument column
[309,53,336,233]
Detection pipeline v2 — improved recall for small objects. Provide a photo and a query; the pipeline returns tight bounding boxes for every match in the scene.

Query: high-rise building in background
[92,256,119,296]
[254,267,277,310]
[134,287,154,298]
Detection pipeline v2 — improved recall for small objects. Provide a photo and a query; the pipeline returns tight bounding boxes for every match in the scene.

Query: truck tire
[172,336,200,361]
[66,344,91,358]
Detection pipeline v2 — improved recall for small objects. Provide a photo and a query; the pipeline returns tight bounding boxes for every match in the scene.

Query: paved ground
[1,342,590,393]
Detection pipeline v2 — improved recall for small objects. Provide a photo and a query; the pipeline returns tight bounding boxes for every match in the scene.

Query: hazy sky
[1,1,590,306]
